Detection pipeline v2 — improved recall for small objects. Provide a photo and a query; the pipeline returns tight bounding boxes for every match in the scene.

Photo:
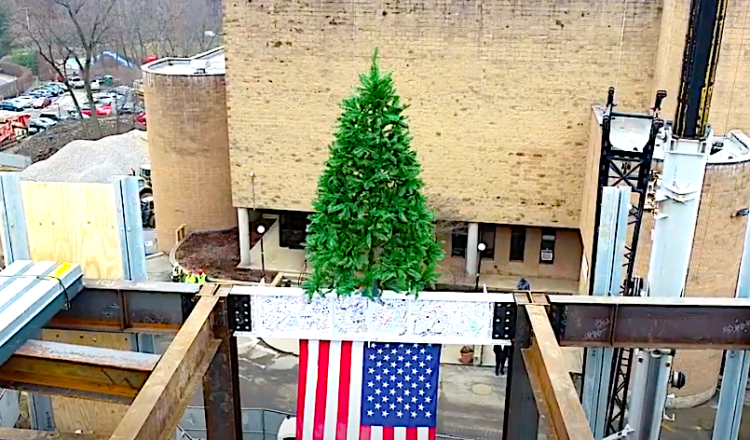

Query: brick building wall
[224,0,663,228]
[652,0,750,134]
[143,72,237,252]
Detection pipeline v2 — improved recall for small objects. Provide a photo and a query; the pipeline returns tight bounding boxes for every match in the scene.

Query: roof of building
[141,47,225,76]
[593,105,750,165]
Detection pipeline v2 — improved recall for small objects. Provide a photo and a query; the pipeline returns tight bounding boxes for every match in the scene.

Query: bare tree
[11,2,87,133]
[53,0,118,137]
[103,0,221,66]
[10,0,118,137]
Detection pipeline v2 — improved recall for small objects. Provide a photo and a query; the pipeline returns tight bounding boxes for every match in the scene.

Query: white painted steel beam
[582,187,630,439]
[113,177,147,282]
[231,285,513,345]
[0,173,30,266]
[629,135,709,440]
[0,261,84,366]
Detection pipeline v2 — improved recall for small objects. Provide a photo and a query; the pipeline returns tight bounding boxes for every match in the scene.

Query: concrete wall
[0,59,33,100]
[224,0,665,228]
[143,72,237,252]
[634,160,750,407]
[580,110,604,268]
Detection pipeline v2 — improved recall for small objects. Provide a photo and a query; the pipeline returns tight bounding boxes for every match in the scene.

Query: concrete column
[238,208,251,268]
[466,222,479,277]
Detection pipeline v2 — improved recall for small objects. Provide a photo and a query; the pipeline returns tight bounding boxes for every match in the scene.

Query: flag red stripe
[312,340,331,440]
[296,340,309,440]
[360,425,371,440]
[428,428,436,440]
[406,428,418,440]
[383,427,395,440]
[335,341,353,440]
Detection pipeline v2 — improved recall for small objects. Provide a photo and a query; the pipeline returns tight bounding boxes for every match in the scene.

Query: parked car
[66,109,90,120]
[29,88,53,98]
[49,81,69,91]
[28,117,57,133]
[80,103,111,117]
[135,111,146,126]
[39,112,62,122]
[32,97,52,109]
[42,85,63,96]
[90,80,101,91]
[0,100,23,112]
[13,97,35,109]
[118,101,137,114]
[68,77,85,88]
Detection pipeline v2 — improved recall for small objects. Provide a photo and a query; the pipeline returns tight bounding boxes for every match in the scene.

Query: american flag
[297,340,441,440]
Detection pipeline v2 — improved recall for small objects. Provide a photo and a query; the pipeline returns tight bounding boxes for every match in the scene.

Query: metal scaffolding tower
[587,87,666,436]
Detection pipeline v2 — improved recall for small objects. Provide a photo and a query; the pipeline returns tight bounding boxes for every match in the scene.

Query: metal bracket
[492,302,516,340]
[602,424,634,440]
[228,294,251,332]
[548,304,567,342]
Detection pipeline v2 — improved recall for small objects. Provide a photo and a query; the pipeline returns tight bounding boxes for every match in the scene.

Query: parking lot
[1,81,140,134]
[25,88,89,120]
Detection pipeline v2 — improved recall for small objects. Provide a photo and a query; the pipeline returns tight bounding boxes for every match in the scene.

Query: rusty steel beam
[202,286,243,440]
[47,279,200,333]
[523,305,595,440]
[502,301,539,440]
[0,340,159,403]
[109,294,221,440]
[549,296,750,349]
[0,427,104,439]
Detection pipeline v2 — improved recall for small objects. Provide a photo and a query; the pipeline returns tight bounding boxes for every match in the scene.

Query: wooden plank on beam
[109,295,221,440]
[523,305,594,440]
[0,427,103,439]
[0,340,159,403]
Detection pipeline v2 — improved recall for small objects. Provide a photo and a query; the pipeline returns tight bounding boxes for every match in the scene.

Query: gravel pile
[20,130,149,183]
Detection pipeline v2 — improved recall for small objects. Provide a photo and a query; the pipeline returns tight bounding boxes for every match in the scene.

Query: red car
[32,97,51,109]
[135,111,146,126]
[81,104,112,117]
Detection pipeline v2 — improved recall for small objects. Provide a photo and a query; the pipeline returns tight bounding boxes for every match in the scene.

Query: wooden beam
[523,305,594,440]
[0,427,103,439]
[502,303,539,440]
[109,295,221,440]
[0,340,159,403]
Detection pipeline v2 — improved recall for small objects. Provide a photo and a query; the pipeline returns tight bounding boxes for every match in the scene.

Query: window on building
[510,227,526,261]
[451,223,468,257]
[479,224,496,259]
[279,212,310,249]
[540,228,556,264]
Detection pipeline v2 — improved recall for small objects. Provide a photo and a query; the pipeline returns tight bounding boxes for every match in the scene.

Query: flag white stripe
[394,427,407,440]
[323,341,343,440]
[417,427,429,440]
[347,342,365,440]
[371,426,384,440]
[302,340,319,440]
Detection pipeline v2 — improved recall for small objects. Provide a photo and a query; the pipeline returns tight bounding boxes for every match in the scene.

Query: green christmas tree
[303,50,444,299]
